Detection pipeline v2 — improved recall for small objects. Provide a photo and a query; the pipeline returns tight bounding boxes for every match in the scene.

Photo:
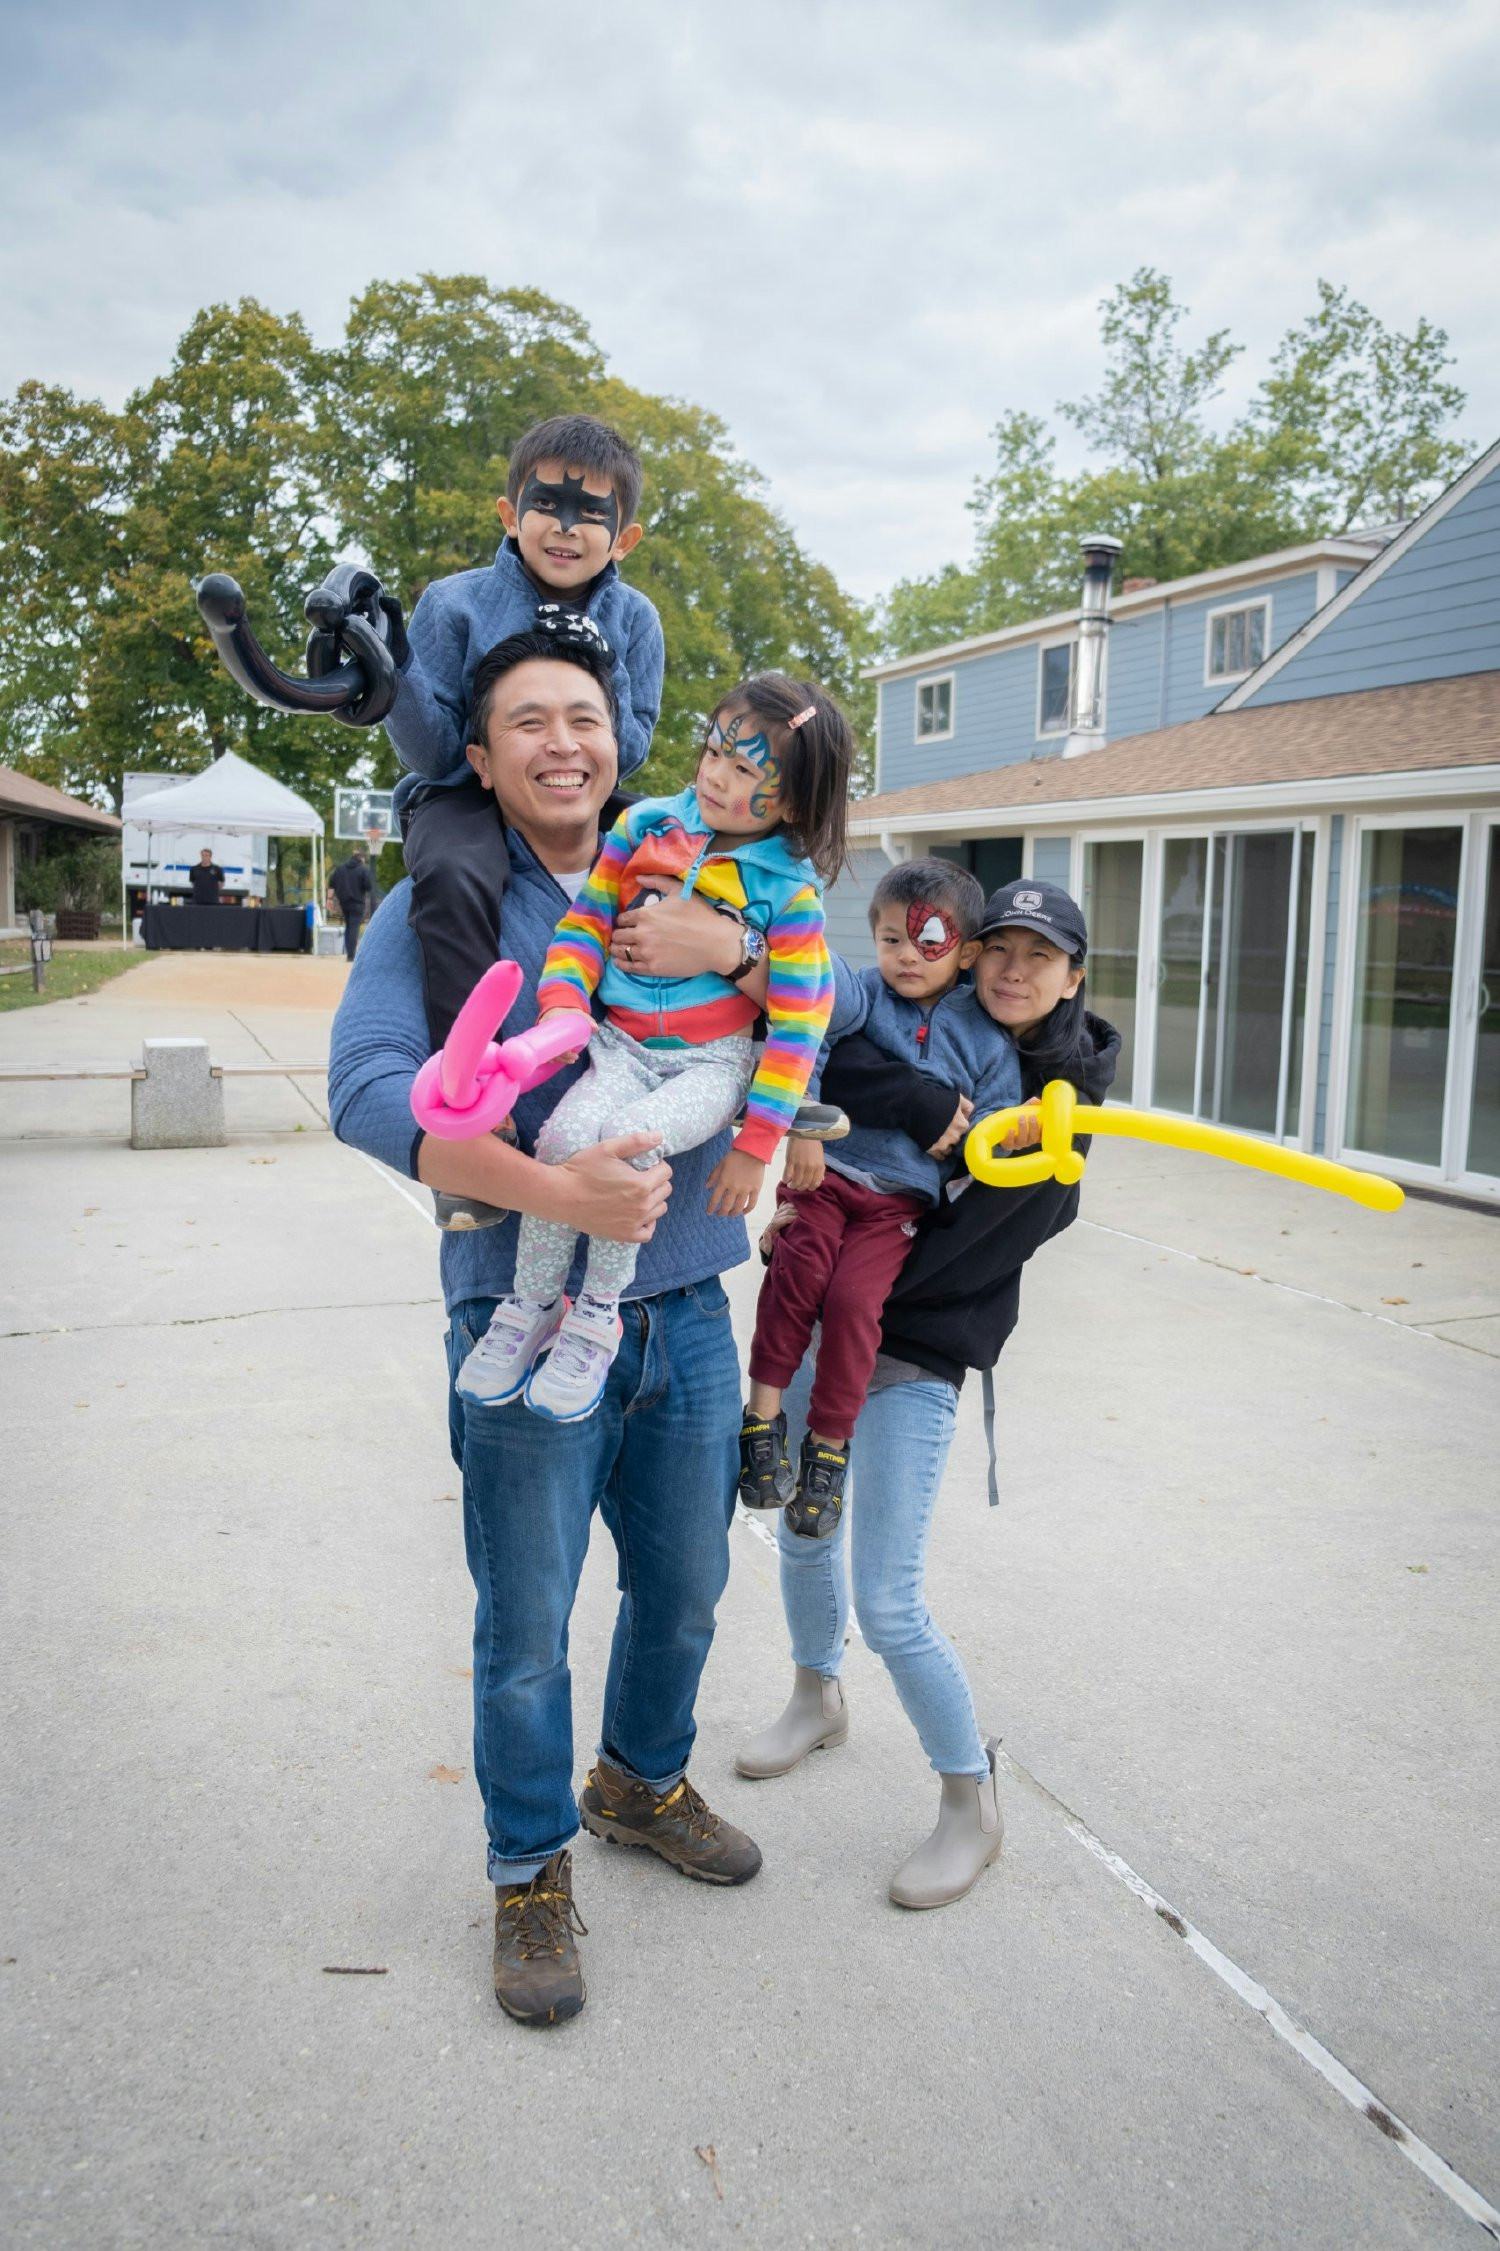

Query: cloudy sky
[4,0,1498,600]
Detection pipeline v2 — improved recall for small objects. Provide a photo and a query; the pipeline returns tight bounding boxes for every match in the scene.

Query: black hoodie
[819,1009,1121,1389]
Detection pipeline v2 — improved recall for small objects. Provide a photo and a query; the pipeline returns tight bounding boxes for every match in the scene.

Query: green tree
[0,300,355,812]
[0,273,873,813]
[1245,280,1468,532]
[878,268,1469,659]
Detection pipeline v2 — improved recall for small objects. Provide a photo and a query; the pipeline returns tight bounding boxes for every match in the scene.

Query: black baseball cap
[975,879,1088,960]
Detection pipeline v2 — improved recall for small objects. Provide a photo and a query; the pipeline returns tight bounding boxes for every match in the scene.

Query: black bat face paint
[517,470,620,539]
[907,900,962,960]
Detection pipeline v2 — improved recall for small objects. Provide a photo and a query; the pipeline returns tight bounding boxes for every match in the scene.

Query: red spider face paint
[907,900,962,960]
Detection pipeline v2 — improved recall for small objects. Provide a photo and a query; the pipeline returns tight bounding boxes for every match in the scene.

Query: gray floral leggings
[513,1019,755,1303]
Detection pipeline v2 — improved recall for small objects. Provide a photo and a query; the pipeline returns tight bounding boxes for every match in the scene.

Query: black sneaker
[784,1432,849,1540]
[492,1848,587,2026]
[738,1408,796,1509]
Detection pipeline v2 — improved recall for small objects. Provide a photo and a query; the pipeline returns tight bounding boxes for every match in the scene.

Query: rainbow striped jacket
[536,787,834,1162]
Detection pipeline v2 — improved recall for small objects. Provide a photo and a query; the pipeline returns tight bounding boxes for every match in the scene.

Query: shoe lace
[501,1869,588,1960]
[803,1452,841,1498]
[652,1776,719,1842]
[481,1300,550,1362]
[545,1305,618,1385]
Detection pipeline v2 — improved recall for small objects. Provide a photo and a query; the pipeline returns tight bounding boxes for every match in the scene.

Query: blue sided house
[838,439,1500,1202]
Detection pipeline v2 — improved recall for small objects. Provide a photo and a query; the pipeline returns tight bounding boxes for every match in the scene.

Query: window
[915,676,953,740]
[1038,643,1073,734]
[1206,601,1269,682]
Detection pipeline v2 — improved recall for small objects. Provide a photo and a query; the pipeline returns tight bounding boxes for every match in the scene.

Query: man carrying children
[329,416,763,2029]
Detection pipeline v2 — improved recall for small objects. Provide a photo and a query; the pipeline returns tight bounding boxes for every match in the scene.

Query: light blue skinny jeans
[777,1357,989,1778]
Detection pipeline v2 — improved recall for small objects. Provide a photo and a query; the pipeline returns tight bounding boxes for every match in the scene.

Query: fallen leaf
[695,2146,724,2201]
[430,1493,459,1504]
[321,1965,388,1976]
[248,1158,276,1166]
[1381,1296,1409,1306]
[447,1666,473,1679]
[83,1207,99,1216]
[429,1764,465,1784]
[1407,1564,1429,1575]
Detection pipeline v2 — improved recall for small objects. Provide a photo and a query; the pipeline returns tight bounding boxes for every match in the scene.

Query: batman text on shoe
[738,1408,796,1510]
[492,1848,587,2025]
[783,1432,849,1540]
[578,1757,762,1884]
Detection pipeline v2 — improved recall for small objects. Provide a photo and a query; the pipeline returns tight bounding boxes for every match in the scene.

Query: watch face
[744,926,768,963]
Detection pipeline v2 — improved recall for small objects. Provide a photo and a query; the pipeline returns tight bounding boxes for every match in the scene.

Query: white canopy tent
[121,750,326,941]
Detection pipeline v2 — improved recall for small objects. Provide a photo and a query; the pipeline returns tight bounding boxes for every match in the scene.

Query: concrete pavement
[3,966,1499,2248]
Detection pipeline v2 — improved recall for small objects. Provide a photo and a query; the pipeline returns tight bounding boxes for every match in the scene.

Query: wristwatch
[725,923,768,982]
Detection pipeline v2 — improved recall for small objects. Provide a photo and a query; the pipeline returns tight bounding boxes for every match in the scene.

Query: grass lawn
[0,941,140,1012]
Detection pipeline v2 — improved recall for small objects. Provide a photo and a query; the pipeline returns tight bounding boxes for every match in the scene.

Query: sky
[3,0,1499,601]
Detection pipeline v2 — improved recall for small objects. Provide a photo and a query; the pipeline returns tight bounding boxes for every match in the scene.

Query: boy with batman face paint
[740,857,1022,1538]
[386,413,665,1223]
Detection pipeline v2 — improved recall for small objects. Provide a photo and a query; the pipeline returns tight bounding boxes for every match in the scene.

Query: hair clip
[787,705,817,729]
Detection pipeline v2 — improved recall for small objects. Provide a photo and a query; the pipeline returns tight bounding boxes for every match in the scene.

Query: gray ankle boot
[888,1736,1003,1909]
[734,1666,848,1779]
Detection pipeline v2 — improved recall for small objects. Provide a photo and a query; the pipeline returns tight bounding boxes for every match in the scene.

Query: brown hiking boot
[578,1757,763,1885]
[492,1848,587,2026]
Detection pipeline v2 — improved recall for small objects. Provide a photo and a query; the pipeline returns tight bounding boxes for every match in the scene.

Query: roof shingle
[853,671,1500,827]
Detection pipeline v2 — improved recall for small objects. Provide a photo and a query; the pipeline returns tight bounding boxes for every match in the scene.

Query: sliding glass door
[1150,827,1311,1135]
[1344,826,1462,1169]
[1082,839,1143,1095]
[1465,823,1500,1182]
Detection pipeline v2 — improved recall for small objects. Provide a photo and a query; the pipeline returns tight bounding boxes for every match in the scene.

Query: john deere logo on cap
[1014,889,1044,912]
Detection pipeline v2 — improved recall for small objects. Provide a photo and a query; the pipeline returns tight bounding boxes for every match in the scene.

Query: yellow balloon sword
[965,1078,1404,1213]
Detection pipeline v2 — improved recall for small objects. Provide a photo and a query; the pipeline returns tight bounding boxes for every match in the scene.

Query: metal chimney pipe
[1062,533,1124,758]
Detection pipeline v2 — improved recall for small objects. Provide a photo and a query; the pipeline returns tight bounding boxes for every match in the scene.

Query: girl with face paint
[453,675,857,1429]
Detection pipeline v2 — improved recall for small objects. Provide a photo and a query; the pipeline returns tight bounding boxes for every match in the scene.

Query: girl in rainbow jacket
[455,672,854,1424]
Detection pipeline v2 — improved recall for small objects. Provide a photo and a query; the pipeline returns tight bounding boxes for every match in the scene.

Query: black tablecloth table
[141,905,309,952]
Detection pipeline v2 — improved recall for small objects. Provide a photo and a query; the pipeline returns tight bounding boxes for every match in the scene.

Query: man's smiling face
[465,657,619,868]
[497,458,638,592]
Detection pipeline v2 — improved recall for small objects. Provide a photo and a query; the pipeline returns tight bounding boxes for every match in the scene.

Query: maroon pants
[748,1171,926,1443]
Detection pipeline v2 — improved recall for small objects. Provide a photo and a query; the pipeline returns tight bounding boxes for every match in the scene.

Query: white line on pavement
[1000,1750,1500,2240]
[354,1149,438,1226]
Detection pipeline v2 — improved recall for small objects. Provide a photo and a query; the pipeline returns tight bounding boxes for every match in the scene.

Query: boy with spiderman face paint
[385,413,665,1222]
[740,858,1023,1535]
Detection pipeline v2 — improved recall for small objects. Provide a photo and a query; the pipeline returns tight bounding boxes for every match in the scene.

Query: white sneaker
[523,1296,623,1424]
[456,1295,566,1406]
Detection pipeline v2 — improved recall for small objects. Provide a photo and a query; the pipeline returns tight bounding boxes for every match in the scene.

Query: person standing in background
[187,848,224,906]
[331,847,374,958]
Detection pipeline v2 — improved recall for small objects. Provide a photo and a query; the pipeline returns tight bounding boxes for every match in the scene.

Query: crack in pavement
[1079,1219,1500,1356]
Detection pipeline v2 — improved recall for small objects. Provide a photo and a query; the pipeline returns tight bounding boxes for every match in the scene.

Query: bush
[16,838,119,916]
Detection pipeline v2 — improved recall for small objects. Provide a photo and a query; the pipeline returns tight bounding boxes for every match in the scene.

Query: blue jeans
[777,1361,989,1778]
[446,1278,740,1883]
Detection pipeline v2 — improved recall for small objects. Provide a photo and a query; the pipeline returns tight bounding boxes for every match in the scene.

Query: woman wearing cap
[737,880,1120,1910]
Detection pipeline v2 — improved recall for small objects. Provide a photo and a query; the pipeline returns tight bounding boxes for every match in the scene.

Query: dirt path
[86,951,350,1011]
